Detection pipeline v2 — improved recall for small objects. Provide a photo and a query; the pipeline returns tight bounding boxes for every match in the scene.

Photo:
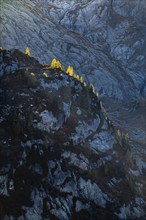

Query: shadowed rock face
[1,0,146,101]
[0,50,146,220]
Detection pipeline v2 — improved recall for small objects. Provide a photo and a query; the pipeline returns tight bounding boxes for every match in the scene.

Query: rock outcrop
[0,49,146,219]
[1,0,145,153]
[1,0,146,101]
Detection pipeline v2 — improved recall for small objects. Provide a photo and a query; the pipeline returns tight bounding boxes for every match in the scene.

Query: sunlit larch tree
[25,47,30,56]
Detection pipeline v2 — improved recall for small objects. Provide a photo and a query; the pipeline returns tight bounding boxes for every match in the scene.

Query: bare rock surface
[1,0,146,101]
[0,49,146,219]
[1,0,145,152]
[0,0,146,218]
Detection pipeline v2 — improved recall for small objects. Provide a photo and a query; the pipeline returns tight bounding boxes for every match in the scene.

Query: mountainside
[0,0,146,219]
[0,49,146,219]
[1,0,146,101]
[1,0,146,153]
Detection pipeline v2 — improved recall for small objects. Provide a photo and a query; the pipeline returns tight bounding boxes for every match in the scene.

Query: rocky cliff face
[0,0,146,219]
[1,0,146,100]
[0,49,146,220]
[1,0,146,147]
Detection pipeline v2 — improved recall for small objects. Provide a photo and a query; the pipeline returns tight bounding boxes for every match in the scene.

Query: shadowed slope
[0,49,146,220]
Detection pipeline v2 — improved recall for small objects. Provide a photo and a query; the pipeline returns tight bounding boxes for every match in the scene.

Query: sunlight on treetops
[0,47,3,51]
[66,66,71,74]
[66,66,74,76]
[51,58,63,70]
[96,92,99,97]
[43,72,48,77]
[56,61,64,70]
[79,76,84,83]
[90,83,95,93]
[83,82,87,87]
[76,75,80,81]
[25,47,30,56]
[73,73,79,80]
[51,58,57,68]
[30,72,35,77]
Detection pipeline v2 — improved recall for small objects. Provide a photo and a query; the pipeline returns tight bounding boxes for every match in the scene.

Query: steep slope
[47,0,146,71]
[41,0,146,94]
[0,49,146,220]
[1,0,145,101]
[1,0,146,190]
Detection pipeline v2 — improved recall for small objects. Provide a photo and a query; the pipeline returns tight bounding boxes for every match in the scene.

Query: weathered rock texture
[0,0,146,218]
[1,0,146,150]
[0,49,146,220]
[1,0,146,100]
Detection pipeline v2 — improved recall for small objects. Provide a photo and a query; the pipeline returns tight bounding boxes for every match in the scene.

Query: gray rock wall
[1,0,146,100]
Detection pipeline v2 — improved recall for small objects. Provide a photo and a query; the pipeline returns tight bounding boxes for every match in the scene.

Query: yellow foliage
[51,59,63,70]
[55,61,59,68]
[73,73,79,80]
[66,66,74,76]
[73,73,76,78]
[90,83,95,93]
[83,82,87,87]
[43,66,52,70]
[25,47,30,56]
[96,92,99,98]
[42,64,51,69]
[30,72,35,77]
[70,67,74,76]
[58,61,60,68]
[56,61,63,69]
[80,76,84,83]
[100,101,106,116]
[51,58,57,68]
[0,47,3,51]
[66,66,71,74]
[43,72,48,77]
[76,75,80,81]
[56,62,58,68]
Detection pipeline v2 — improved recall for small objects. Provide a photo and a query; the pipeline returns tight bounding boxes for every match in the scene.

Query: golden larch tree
[80,76,84,83]
[25,47,30,56]
[51,58,57,68]
[90,83,95,93]
[43,72,48,77]
[30,72,35,77]
[66,66,74,76]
